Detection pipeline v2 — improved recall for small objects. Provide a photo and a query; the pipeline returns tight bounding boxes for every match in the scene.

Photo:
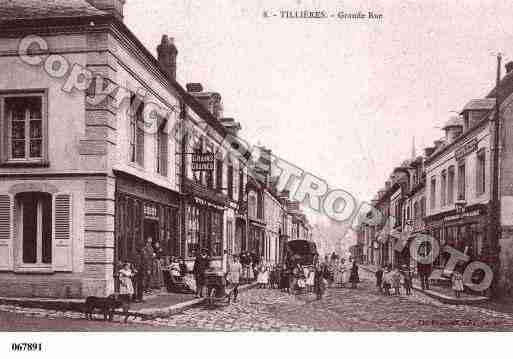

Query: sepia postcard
[2,0,513,354]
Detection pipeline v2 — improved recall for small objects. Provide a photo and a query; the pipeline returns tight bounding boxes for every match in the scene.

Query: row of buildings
[0,0,311,298]
[355,58,513,296]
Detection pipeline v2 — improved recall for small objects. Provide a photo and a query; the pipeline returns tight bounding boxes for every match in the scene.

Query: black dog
[84,294,129,322]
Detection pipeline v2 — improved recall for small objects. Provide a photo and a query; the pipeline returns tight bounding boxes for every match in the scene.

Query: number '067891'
[11,343,42,351]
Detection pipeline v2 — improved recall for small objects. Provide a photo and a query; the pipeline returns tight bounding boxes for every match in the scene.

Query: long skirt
[151,259,164,289]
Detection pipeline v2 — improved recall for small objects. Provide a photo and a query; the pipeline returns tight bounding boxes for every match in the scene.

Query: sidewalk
[0,282,258,319]
[360,264,489,305]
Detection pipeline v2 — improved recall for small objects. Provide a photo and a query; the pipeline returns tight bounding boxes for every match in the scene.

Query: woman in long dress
[349,261,359,289]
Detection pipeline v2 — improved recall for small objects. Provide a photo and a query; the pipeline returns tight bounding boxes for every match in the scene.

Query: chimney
[157,35,178,80]
[220,117,242,135]
[86,0,125,19]
[424,147,435,157]
[506,61,513,74]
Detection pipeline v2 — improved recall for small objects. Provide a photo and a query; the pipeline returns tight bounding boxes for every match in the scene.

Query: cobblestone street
[3,271,513,331]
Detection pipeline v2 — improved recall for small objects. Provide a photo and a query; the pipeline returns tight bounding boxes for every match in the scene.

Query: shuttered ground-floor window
[0,191,72,272]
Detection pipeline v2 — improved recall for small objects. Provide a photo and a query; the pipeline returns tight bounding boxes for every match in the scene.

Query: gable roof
[0,0,106,22]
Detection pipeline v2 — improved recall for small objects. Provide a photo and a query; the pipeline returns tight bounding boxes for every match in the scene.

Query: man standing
[133,248,146,302]
[193,248,210,298]
[375,266,384,292]
[142,237,155,294]
[227,255,242,302]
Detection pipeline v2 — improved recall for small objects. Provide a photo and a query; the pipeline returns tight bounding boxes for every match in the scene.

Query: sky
[124,0,513,207]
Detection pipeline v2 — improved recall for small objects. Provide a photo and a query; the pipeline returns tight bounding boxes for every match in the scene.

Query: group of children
[375,266,412,296]
[376,265,465,298]
[255,264,282,289]
[255,263,318,293]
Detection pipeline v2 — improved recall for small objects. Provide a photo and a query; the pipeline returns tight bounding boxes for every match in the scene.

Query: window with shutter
[53,193,72,271]
[0,194,13,270]
[13,192,52,269]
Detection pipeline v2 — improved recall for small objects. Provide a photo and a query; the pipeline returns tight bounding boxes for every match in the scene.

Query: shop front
[114,171,180,278]
[424,204,488,270]
[184,195,224,265]
[248,220,266,260]
[182,178,228,267]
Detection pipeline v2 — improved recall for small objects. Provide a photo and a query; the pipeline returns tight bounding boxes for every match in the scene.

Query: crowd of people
[225,251,361,301]
[113,243,363,312]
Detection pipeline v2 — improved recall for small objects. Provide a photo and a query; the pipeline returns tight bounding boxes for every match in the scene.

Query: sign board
[144,203,158,218]
[443,209,482,222]
[455,138,478,161]
[192,153,214,171]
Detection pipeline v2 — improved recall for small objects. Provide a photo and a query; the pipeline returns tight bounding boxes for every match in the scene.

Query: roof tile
[0,0,106,22]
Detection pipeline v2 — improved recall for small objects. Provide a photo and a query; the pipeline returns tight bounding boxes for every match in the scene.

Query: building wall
[425,124,491,217]
[263,190,283,263]
[498,94,513,294]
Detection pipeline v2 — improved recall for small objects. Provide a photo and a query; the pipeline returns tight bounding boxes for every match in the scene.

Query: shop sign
[192,153,214,171]
[443,209,482,222]
[144,203,158,218]
[193,196,225,211]
[455,138,477,161]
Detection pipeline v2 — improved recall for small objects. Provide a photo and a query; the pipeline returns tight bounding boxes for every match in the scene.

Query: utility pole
[489,53,502,297]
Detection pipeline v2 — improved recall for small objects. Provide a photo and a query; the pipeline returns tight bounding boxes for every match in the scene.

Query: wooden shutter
[0,195,13,270]
[53,193,72,272]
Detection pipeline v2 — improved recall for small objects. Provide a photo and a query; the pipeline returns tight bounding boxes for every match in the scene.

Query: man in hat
[193,248,210,298]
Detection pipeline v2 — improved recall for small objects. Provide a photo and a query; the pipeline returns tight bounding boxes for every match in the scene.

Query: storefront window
[186,205,199,257]
[211,211,222,257]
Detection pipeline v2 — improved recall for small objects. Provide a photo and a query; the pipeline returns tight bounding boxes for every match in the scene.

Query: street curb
[0,282,259,320]
[360,265,490,305]
[137,282,259,319]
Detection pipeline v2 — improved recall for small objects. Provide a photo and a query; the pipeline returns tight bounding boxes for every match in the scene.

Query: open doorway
[144,219,159,246]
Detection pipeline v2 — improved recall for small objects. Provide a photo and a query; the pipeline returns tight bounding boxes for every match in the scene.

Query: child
[452,270,464,298]
[118,262,135,322]
[392,268,402,296]
[256,264,267,289]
